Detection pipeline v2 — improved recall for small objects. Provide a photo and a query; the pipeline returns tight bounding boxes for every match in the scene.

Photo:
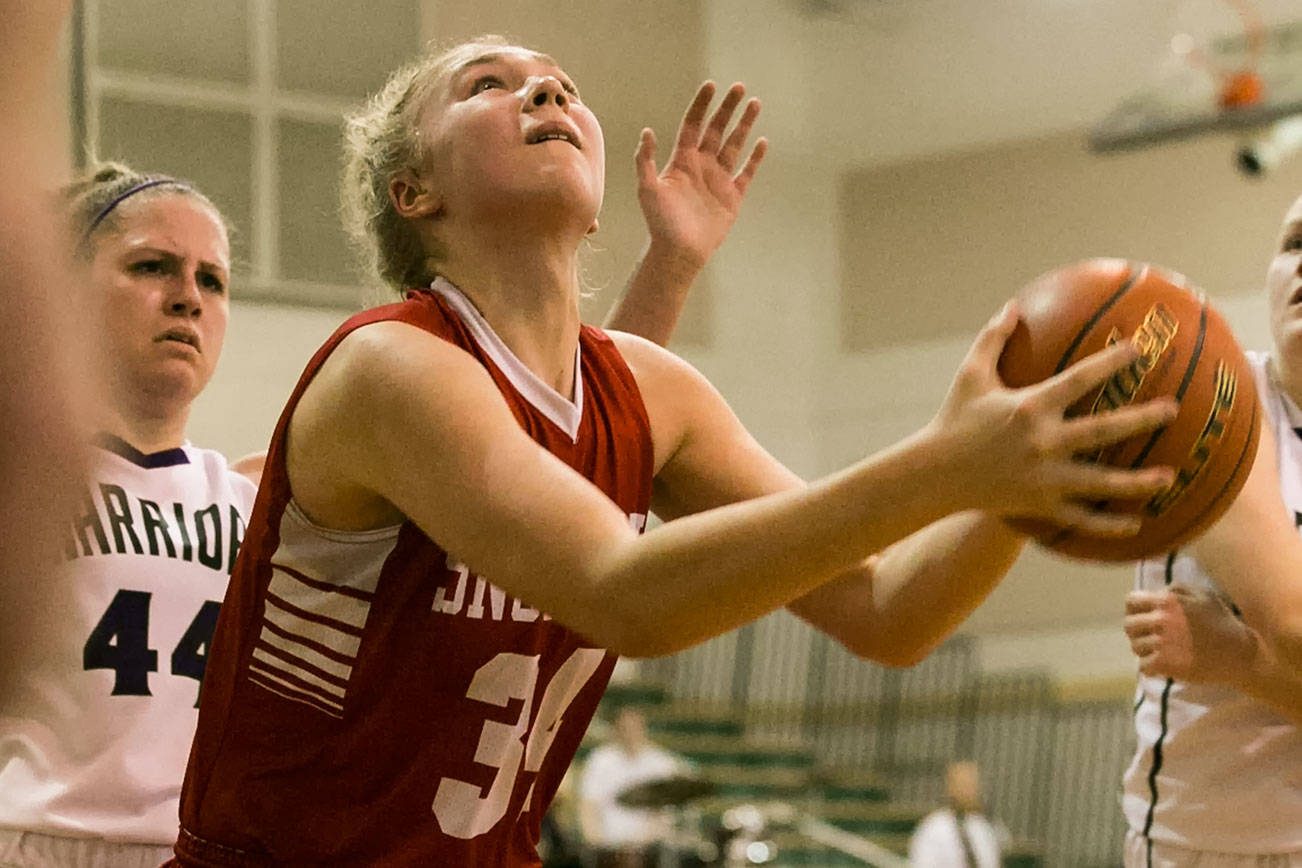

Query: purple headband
[85,177,189,237]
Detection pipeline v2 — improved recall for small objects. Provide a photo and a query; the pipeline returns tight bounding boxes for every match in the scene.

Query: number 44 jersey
[0,435,256,845]
[176,280,654,867]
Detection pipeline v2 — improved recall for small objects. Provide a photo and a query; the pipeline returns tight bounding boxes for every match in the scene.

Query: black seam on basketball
[1132,348,1253,556]
[1061,297,1207,543]
[1052,265,1142,375]
[1166,398,1255,546]
[1149,396,1259,554]
[1124,303,1210,475]
[1173,304,1208,402]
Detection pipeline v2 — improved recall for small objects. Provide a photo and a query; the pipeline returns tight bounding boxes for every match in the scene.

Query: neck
[437,224,584,398]
[96,392,190,455]
[1273,347,1302,411]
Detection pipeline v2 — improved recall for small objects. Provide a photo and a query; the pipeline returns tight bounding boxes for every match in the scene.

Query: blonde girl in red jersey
[175,37,1178,866]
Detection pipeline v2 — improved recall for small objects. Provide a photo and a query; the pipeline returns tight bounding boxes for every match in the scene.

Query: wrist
[904,421,983,516]
[641,236,707,285]
[914,418,987,514]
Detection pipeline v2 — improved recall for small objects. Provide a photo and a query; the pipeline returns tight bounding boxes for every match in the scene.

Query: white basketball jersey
[1122,351,1302,854]
[0,436,256,844]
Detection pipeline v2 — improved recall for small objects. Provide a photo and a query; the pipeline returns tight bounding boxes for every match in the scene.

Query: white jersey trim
[431,277,584,441]
[247,498,400,719]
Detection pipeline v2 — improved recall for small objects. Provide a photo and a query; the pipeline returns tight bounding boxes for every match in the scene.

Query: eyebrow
[454,50,562,76]
[128,246,229,278]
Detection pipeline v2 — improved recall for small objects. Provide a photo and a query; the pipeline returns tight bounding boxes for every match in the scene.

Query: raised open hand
[635,81,768,269]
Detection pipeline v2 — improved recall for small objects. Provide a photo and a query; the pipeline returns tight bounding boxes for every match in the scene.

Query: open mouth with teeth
[527,129,579,148]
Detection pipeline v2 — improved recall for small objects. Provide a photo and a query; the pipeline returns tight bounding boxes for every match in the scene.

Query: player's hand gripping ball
[997,259,1259,561]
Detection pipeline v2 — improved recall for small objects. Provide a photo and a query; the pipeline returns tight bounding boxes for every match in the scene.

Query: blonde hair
[63,161,226,259]
[341,35,523,295]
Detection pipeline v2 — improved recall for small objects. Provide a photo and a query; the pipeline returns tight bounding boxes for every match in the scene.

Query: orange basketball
[996,259,1260,561]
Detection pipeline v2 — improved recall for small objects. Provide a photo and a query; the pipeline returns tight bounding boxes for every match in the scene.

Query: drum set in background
[590,775,781,868]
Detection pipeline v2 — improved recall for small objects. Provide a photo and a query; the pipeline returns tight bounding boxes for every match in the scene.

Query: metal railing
[637,610,1136,867]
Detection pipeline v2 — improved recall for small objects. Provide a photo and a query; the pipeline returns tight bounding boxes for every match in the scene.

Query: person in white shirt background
[909,760,1004,868]
[580,706,692,868]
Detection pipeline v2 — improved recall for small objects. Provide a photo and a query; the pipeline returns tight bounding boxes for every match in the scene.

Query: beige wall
[840,131,1302,350]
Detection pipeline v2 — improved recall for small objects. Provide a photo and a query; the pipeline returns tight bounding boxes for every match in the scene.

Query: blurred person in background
[579,707,690,868]
[908,760,1002,868]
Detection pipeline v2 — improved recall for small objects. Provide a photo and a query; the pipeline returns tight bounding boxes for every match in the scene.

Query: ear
[586,218,599,236]
[390,169,441,219]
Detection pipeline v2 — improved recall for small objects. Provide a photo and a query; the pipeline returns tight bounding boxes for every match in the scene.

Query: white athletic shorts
[1126,831,1302,868]
[0,829,173,868]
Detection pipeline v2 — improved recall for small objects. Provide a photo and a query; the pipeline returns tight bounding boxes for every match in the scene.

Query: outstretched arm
[290,305,1173,659]
[1124,586,1302,724]
[787,513,1026,667]
[619,305,1174,664]
[603,81,767,345]
[0,0,85,684]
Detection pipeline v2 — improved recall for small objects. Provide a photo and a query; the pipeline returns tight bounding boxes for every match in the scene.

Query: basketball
[997,259,1260,561]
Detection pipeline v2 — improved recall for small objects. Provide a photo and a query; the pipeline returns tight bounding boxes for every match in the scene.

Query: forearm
[590,426,969,656]
[338,330,966,659]
[1236,564,1302,678]
[789,512,1026,665]
[601,238,704,345]
[1194,513,1302,675]
[1191,424,1302,673]
[1236,639,1302,725]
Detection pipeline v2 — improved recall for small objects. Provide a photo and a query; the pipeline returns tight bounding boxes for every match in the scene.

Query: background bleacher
[575,616,1136,867]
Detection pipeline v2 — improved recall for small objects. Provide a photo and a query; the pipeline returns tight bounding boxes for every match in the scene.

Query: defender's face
[1267,194,1302,359]
[90,193,231,408]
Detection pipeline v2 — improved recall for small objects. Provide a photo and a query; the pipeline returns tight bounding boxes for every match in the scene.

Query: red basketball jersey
[175,282,653,867]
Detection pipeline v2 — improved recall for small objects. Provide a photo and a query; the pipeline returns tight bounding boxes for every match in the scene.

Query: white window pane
[277,119,361,286]
[97,97,254,274]
[276,0,419,98]
[95,0,250,84]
